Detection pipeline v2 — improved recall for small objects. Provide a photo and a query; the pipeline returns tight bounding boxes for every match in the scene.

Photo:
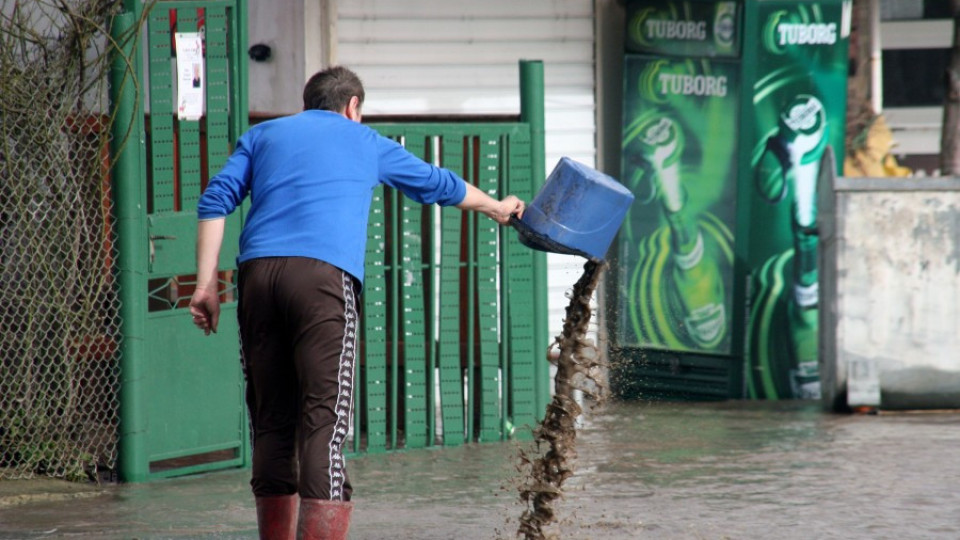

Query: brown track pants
[237,257,359,501]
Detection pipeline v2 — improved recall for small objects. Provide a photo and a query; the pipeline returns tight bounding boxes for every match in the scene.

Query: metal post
[427,203,437,445]
[230,0,252,469]
[518,60,550,416]
[498,140,513,439]
[868,0,882,115]
[390,191,399,449]
[466,180,476,440]
[233,0,250,137]
[110,7,148,482]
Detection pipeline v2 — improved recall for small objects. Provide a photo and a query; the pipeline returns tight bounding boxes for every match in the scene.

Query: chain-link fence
[0,0,131,481]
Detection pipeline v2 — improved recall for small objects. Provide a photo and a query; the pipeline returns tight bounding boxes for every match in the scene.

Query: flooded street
[568,401,960,539]
[1,400,958,539]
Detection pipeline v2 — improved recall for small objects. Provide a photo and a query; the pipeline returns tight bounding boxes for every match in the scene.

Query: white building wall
[248,0,307,115]
[335,0,598,341]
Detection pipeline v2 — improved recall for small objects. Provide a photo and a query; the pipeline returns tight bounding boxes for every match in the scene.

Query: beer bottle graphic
[755,95,826,398]
[635,116,727,349]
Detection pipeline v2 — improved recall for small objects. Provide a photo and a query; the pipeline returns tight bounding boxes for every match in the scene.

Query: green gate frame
[112,0,548,480]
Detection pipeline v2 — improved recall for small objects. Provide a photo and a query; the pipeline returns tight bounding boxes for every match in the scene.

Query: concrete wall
[821,177,960,411]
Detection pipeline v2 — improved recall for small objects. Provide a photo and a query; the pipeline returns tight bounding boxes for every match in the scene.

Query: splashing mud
[517,260,609,539]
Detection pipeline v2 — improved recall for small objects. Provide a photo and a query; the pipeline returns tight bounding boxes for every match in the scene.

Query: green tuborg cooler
[611,0,850,401]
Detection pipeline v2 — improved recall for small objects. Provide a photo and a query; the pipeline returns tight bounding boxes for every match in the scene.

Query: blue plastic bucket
[514,157,634,261]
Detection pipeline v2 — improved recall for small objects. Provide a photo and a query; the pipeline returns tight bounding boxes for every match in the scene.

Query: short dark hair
[302,66,365,112]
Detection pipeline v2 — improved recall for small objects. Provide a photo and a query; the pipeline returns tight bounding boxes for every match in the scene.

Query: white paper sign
[175,32,204,121]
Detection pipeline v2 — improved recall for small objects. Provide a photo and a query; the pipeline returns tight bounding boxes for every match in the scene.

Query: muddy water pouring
[512,158,633,539]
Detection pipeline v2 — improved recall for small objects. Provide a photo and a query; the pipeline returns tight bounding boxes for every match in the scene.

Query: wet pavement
[1,400,958,539]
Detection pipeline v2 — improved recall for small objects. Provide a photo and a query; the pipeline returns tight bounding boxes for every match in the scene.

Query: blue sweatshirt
[197,110,468,284]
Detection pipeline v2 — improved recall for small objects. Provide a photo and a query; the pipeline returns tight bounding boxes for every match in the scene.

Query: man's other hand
[189,286,220,335]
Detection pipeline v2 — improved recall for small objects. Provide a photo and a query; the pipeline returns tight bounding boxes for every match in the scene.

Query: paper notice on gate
[175,32,204,121]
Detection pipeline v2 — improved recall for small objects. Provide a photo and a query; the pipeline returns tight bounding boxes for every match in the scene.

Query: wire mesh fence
[0,0,132,481]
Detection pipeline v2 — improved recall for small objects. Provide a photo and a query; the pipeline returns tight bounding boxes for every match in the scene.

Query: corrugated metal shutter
[336,0,596,341]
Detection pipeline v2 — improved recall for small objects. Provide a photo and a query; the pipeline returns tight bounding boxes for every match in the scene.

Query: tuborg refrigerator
[612,0,850,401]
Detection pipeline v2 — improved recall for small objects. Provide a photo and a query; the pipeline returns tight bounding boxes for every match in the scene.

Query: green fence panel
[400,133,430,449]
[438,137,466,446]
[476,133,503,442]
[146,9,175,214]
[363,185,389,453]
[463,138,478,442]
[204,7,231,180]
[505,129,540,436]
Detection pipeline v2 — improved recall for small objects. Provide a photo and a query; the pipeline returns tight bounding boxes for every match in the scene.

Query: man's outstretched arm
[456,181,525,224]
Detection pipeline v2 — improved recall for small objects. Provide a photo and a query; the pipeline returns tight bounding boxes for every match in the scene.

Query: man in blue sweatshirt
[189,66,525,540]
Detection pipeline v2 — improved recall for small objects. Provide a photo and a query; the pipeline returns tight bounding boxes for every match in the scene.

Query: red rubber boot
[297,499,354,540]
[255,494,299,540]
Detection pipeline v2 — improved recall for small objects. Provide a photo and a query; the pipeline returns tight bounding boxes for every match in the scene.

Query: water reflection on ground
[1,400,957,539]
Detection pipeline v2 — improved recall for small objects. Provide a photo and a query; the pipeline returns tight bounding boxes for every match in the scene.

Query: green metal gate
[111,0,250,482]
